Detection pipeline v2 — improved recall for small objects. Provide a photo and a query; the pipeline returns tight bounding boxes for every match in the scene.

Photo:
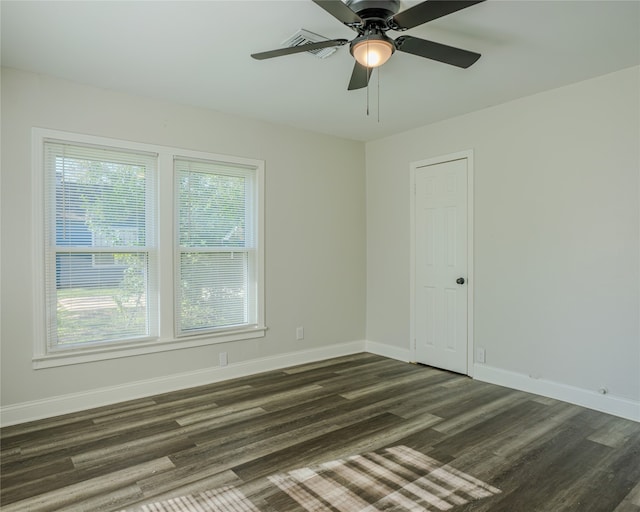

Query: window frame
[91,227,142,268]
[32,128,266,369]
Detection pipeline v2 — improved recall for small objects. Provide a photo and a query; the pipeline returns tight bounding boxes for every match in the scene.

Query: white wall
[0,68,366,421]
[366,66,640,417]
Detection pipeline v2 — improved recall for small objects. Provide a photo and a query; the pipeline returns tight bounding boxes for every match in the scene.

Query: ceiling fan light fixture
[351,36,394,68]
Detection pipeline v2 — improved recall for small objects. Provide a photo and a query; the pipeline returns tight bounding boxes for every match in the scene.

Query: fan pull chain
[367,39,372,116]
[377,66,380,123]
[366,73,369,116]
[365,68,382,121]
[366,39,370,116]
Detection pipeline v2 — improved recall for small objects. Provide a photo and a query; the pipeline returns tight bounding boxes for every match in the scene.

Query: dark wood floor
[1,353,639,511]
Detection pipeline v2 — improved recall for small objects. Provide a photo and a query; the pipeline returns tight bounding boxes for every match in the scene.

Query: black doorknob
[456,277,465,285]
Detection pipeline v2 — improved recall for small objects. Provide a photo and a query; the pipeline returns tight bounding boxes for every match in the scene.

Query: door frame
[409,150,475,376]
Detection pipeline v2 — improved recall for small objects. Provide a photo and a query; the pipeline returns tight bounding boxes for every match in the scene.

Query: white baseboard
[3,342,638,426]
[0,340,366,427]
[473,364,640,422]
[364,340,412,363]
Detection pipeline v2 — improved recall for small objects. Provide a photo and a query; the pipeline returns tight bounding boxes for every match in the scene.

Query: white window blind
[175,157,258,336]
[43,141,157,349]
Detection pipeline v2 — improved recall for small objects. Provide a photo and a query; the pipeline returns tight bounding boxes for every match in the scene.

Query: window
[175,158,260,336]
[43,141,157,348]
[33,129,265,368]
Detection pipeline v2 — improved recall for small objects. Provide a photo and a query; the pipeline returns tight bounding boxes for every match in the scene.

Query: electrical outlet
[476,347,486,363]
[296,326,304,340]
[219,352,228,367]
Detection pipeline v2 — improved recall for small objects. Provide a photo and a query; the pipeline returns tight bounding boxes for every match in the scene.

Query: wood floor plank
[231,412,406,481]
[1,353,639,512]
[281,353,381,375]
[458,413,608,511]
[0,457,175,512]
[1,420,182,503]
[0,399,159,441]
[588,416,640,448]
[133,468,242,507]
[617,480,640,509]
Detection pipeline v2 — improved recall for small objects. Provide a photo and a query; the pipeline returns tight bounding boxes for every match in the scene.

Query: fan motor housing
[345,0,401,20]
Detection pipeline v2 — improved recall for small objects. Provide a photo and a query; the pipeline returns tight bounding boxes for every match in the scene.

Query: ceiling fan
[251,0,486,90]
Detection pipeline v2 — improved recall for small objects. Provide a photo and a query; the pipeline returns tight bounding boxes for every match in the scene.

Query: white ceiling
[2,0,639,141]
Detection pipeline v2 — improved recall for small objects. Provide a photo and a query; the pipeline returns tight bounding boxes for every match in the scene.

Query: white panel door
[414,158,468,374]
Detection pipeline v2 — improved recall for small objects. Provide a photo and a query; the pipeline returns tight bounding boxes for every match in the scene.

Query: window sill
[32,326,268,369]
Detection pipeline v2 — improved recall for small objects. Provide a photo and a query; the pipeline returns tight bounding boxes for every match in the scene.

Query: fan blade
[347,61,372,90]
[251,39,348,60]
[395,35,480,68]
[390,0,485,30]
[312,0,362,26]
